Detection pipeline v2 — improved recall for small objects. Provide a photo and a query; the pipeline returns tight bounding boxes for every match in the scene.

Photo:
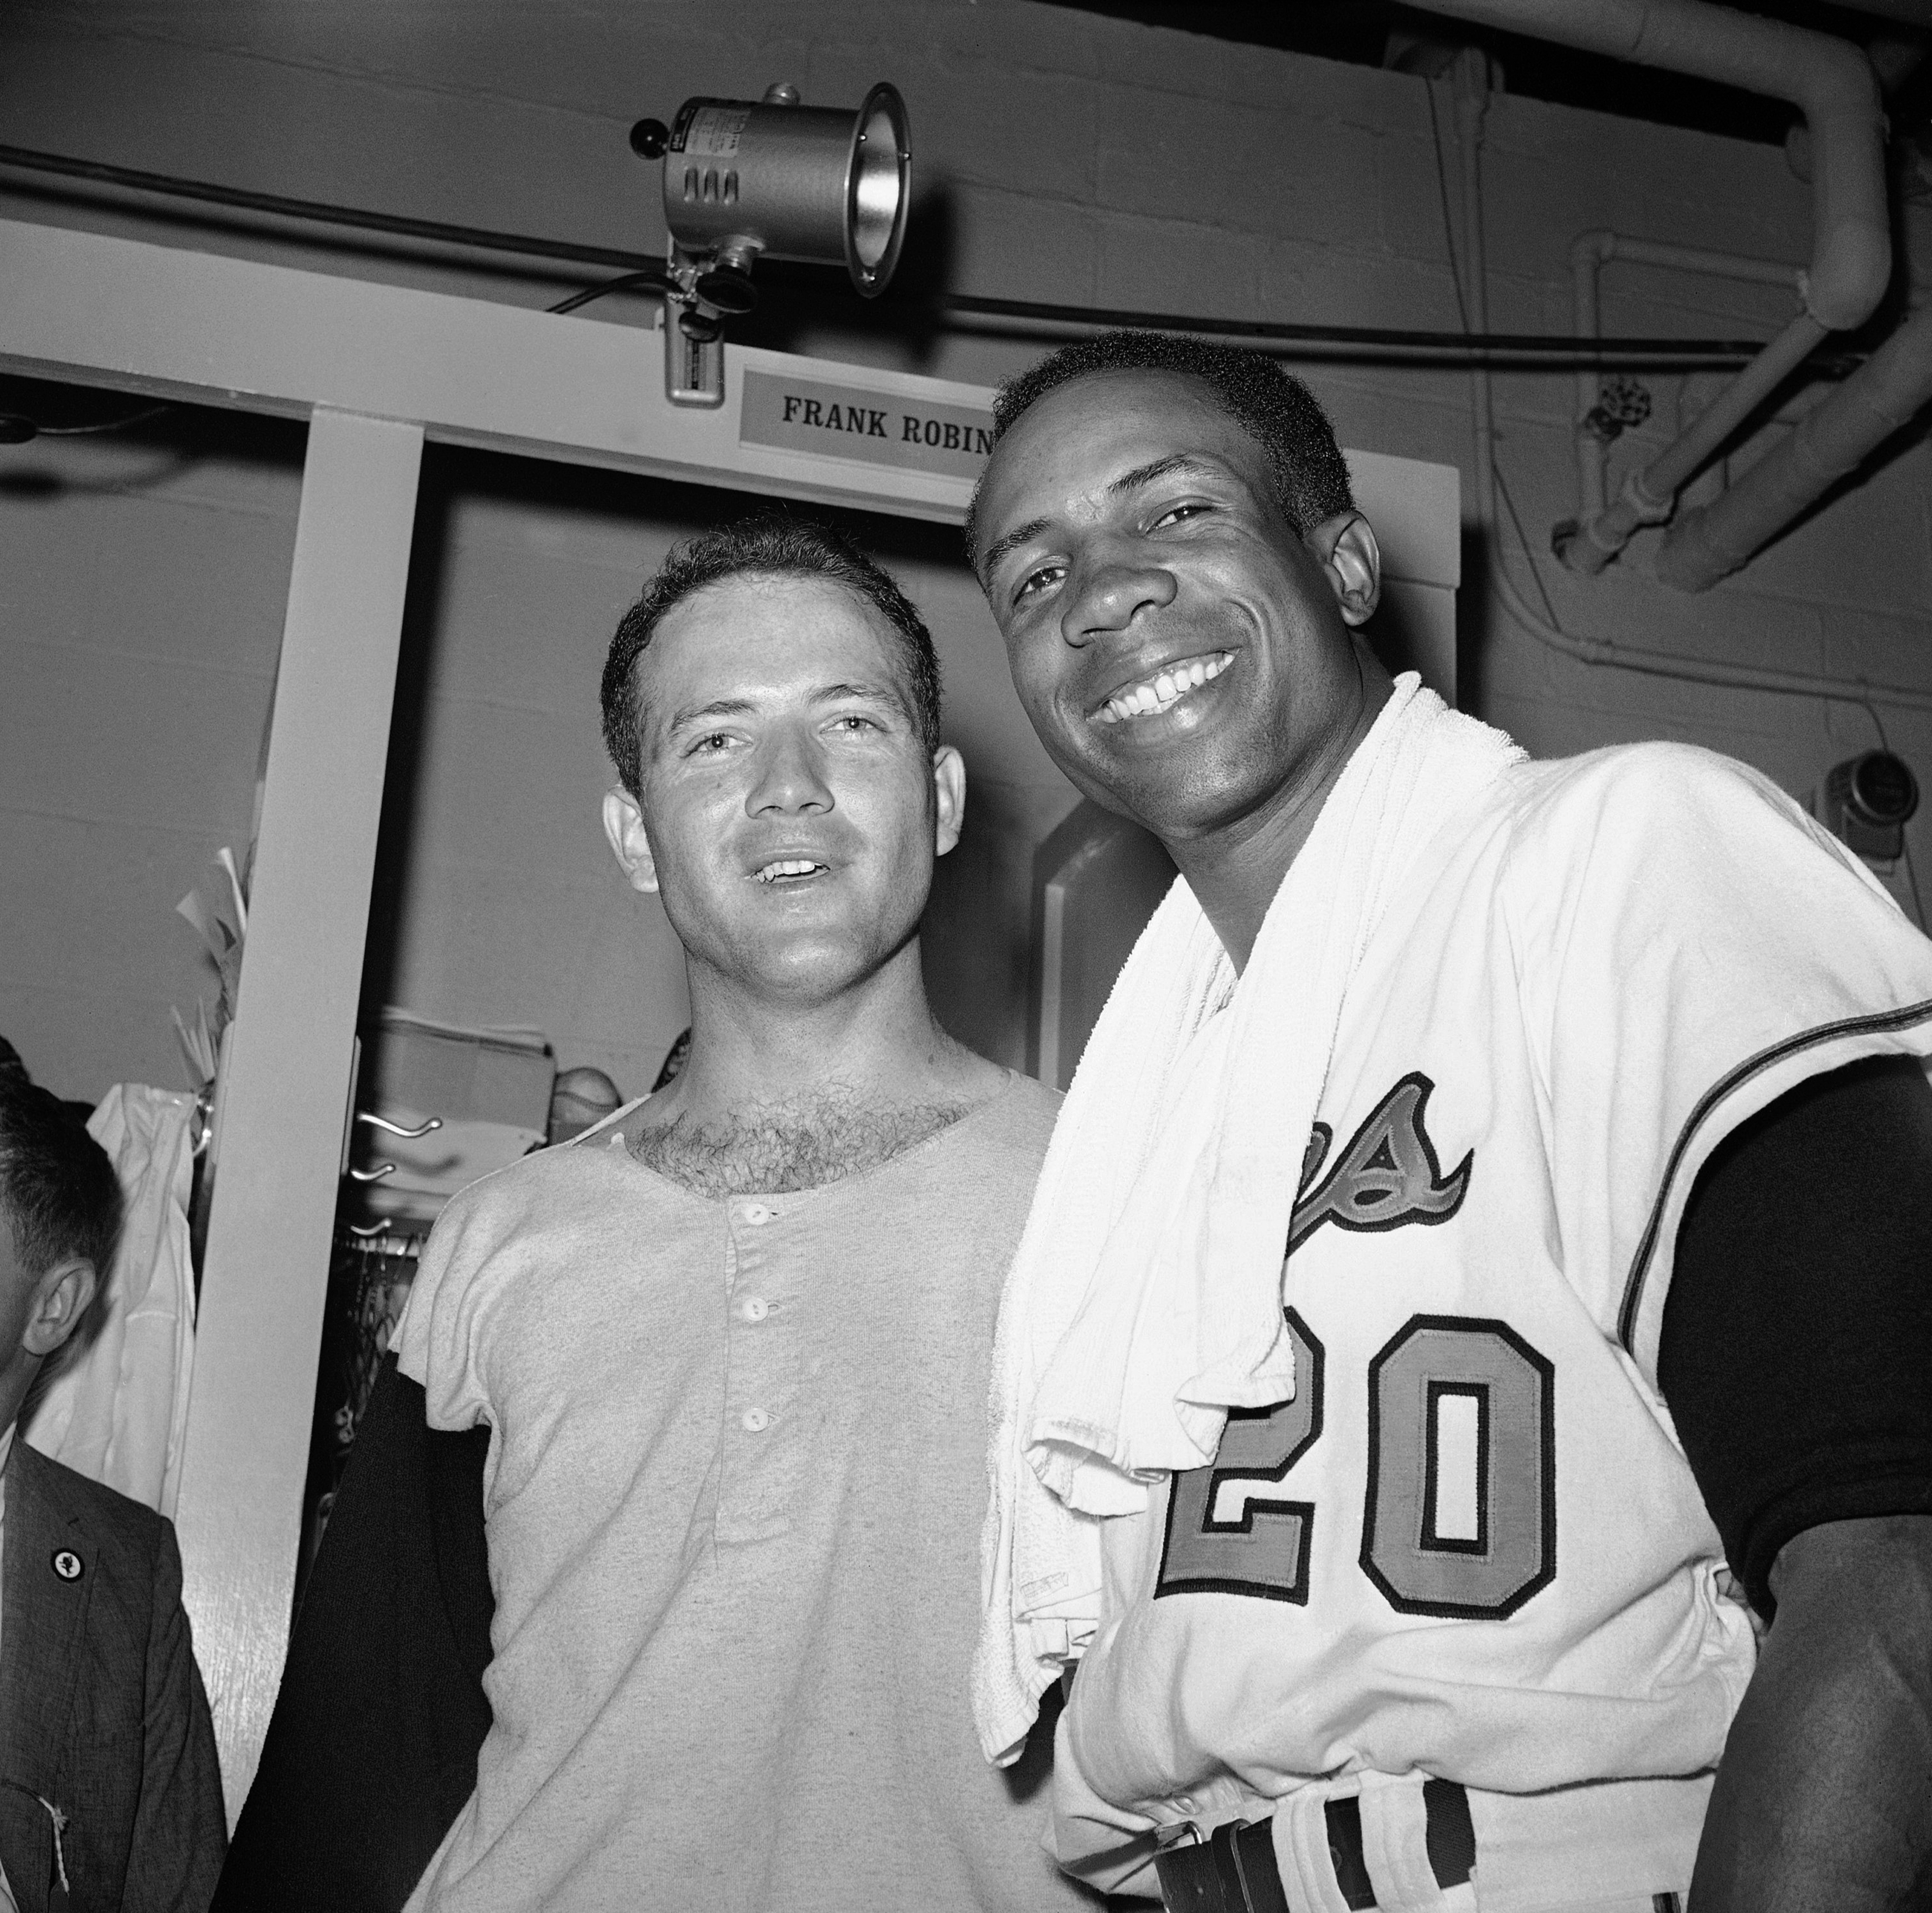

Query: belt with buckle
[1154,1780,1477,1912]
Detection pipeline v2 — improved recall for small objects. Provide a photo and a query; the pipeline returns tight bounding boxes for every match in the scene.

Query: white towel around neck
[974,676,1525,1765]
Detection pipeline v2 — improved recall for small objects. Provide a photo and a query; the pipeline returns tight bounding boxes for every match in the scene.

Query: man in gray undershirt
[395,515,1099,1912]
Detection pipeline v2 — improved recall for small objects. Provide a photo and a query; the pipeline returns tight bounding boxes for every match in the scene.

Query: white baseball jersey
[1050,741,1932,1877]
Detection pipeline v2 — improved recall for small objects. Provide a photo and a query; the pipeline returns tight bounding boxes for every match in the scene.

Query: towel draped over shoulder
[974,677,1526,1765]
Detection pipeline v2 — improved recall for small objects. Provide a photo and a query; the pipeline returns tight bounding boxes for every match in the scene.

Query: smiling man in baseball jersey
[967,332,1932,1913]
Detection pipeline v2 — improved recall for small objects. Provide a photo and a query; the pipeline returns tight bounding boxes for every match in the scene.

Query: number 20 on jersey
[1156,1309,1557,1620]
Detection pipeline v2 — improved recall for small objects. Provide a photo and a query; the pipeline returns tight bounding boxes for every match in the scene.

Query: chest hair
[627,1087,974,1197]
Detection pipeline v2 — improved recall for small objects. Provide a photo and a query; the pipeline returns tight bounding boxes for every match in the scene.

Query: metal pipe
[1457,52,1500,508]
[1627,312,1830,498]
[1426,0,1889,326]
[1565,310,1828,572]
[1657,297,1932,590]
[1659,169,1932,590]
[1420,0,1890,573]
[1569,230,1804,523]
[1590,237,1807,288]
[1450,53,1932,712]
[1574,234,1610,520]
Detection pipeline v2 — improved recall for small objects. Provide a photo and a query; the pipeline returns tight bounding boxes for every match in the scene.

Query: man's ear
[931,745,967,858]
[23,1257,96,1360]
[1305,510,1381,628]
[602,787,660,895]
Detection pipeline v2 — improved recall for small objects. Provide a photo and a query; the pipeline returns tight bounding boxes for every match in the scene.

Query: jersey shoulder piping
[1616,996,1932,1354]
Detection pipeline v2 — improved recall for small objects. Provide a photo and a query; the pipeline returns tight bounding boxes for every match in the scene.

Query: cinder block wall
[3,0,1927,1097]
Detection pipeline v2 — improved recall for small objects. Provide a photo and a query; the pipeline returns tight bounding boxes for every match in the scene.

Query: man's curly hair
[966,331,1355,569]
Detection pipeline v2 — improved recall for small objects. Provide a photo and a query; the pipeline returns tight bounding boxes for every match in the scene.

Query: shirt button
[738,1296,770,1322]
[741,1407,770,1433]
[742,1204,774,1226]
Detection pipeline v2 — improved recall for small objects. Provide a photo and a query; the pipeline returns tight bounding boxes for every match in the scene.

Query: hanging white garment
[23,1084,199,1519]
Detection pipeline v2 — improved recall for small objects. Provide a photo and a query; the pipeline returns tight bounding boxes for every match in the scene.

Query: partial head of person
[0,1067,119,1435]
[599,513,960,1007]
[967,331,1387,858]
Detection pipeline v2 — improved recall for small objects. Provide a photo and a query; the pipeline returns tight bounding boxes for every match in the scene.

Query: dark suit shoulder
[10,1440,168,1566]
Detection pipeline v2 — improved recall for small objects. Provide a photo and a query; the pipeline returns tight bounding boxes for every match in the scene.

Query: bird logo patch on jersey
[1288,1071,1472,1256]
[1156,1076,1558,1620]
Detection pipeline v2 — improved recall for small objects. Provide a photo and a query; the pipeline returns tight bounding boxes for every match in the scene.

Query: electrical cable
[1425,78,1475,336]
[546,269,674,315]
[1434,70,1932,718]
[936,293,1780,365]
[35,403,173,435]
[0,139,1833,371]
[0,141,652,273]
[1491,460,1561,630]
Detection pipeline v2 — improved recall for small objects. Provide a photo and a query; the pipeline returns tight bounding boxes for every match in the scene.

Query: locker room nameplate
[740,370,996,481]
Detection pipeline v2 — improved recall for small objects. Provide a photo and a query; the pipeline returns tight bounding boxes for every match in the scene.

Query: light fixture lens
[1851,751,1919,826]
[847,84,909,294]
[851,107,902,275]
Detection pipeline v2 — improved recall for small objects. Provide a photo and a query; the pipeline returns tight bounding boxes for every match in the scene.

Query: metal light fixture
[631,82,911,407]
[1823,750,1920,867]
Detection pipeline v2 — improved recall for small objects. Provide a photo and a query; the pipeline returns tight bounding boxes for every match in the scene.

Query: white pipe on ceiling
[1418,0,1890,575]
[1657,177,1932,590]
[1654,300,1932,588]
[1568,237,1792,526]
[1439,46,1932,711]
[1568,232,1804,521]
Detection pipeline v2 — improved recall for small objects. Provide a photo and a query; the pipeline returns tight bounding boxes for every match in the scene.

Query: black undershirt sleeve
[1660,1054,1932,1617]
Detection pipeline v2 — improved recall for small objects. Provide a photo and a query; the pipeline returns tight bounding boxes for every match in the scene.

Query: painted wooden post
[173,407,424,1819]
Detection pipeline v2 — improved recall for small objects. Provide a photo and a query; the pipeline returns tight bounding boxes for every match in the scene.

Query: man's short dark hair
[967,332,1356,567]
[0,1069,122,1282]
[600,513,943,799]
